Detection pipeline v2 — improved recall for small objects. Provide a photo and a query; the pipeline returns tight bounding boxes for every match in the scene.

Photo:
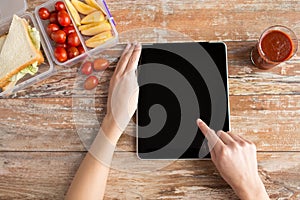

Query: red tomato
[81,61,93,75]
[93,58,109,71]
[67,47,79,59]
[54,47,68,62]
[56,43,67,48]
[84,76,99,90]
[39,7,50,20]
[46,23,59,35]
[49,12,58,24]
[51,30,66,44]
[55,1,66,11]
[77,45,85,55]
[58,10,71,27]
[63,26,75,35]
[67,32,81,47]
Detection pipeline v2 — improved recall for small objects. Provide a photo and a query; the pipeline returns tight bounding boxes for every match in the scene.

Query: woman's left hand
[102,43,142,144]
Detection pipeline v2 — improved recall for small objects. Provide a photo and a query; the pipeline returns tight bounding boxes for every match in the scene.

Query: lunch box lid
[0,0,27,24]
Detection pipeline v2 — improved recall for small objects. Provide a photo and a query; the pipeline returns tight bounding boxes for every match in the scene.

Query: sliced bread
[0,15,44,88]
[0,35,6,52]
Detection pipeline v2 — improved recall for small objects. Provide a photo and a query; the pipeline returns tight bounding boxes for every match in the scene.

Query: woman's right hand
[196,119,269,200]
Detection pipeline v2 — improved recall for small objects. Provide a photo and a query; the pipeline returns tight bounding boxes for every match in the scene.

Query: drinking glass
[251,25,298,70]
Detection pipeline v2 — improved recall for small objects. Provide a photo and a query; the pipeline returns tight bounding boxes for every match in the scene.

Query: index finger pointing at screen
[196,119,224,152]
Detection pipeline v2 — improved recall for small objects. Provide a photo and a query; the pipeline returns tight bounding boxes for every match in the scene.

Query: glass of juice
[251,25,298,70]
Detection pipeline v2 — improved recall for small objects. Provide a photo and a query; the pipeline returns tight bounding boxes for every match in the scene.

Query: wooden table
[1,0,300,199]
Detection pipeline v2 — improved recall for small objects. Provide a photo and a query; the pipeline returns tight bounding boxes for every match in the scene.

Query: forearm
[65,116,122,200]
[233,176,269,200]
[65,43,140,200]
[65,153,111,200]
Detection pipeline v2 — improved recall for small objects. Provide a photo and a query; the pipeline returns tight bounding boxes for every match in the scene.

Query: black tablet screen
[137,42,229,159]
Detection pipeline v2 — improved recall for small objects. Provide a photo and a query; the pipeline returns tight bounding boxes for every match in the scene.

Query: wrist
[234,177,269,200]
[101,114,123,145]
[89,128,116,166]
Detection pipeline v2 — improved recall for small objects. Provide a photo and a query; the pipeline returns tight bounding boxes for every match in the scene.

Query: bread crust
[0,17,44,89]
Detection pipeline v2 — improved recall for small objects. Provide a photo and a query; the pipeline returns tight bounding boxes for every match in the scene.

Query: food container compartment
[35,0,118,67]
[0,10,54,97]
[0,0,117,97]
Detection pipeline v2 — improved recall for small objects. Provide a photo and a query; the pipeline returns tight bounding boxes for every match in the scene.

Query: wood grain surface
[0,152,299,200]
[0,0,300,199]
[1,95,299,152]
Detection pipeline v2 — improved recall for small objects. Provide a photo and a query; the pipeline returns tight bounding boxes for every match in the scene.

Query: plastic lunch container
[0,0,118,97]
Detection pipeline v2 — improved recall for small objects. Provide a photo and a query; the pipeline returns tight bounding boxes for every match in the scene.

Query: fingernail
[133,41,138,46]
[196,118,203,125]
[125,43,131,49]
[216,130,223,136]
[135,43,142,50]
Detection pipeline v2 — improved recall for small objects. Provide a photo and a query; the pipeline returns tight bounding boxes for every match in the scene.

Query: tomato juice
[251,26,297,69]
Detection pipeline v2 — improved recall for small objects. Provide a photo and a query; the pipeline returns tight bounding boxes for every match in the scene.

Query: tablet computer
[137,42,230,159]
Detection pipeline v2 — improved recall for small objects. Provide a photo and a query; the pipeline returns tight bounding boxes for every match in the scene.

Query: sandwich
[0,35,6,52]
[0,15,44,92]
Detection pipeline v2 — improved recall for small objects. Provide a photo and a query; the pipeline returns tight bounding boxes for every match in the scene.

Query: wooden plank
[0,95,299,151]
[4,42,300,99]
[228,42,300,95]
[230,95,300,151]
[104,0,300,41]
[0,97,133,152]
[0,152,299,199]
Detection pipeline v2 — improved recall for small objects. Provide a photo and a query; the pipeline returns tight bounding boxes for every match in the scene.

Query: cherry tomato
[93,58,109,71]
[67,47,79,59]
[54,47,68,62]
[49,12,58,24]
[51,30,66,44]
[67,32,81,47]
[56,43,67,48]
[58,10,71,27]
[84,76,99,90]
[39,7,50,20]
[81,61,93,75]
[55,1,66,11]
[77,45,85,55]
[63,26,75,35]
[46,23,59,35]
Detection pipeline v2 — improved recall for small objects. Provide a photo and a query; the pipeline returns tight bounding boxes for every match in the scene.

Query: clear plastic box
[35,0,118,66]
[0,0,54,97]
[0,0,118,97]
